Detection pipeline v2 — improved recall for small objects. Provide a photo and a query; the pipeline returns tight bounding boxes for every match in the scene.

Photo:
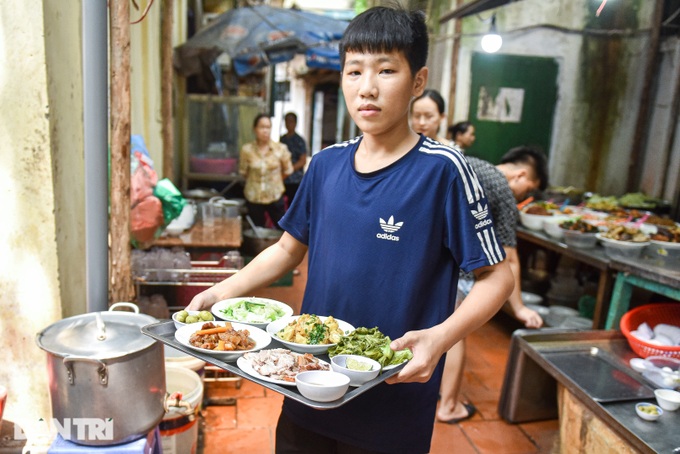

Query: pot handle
[164,392,194,416]
[63,356,108,386]
[109,302,140,313]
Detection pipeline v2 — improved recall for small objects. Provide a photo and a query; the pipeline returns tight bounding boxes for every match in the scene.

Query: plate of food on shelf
[542,215,575,239]
[236,348,330,386]
[644,214,679,229]
[328,326,413,371]
[618,192,670,212]
[267,314,355,354]
[649,225,680,245]
[212,297,294,329]
[584,194,620,213]
[648,225,680,267]
[520,202,556,230]
[596,225,650,260]
[559,219,600,248]
[174,320,271,360]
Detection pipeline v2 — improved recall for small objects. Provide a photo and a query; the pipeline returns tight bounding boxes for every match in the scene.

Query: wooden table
[604,256,680,329]
[516,226,614,328]
[154,217,242,250]
[517,226,680,330]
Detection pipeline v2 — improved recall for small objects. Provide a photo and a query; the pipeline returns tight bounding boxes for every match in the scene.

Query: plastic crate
[620,303,680,359]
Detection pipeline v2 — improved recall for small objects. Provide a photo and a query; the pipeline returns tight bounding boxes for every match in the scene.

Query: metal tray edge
[142,320,406,409]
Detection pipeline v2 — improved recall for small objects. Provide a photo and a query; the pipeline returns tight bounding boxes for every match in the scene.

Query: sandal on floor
[438,403,477,424]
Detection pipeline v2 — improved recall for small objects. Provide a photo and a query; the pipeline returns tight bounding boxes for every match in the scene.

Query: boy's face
[509,169,540,202]
[342,50,426,137]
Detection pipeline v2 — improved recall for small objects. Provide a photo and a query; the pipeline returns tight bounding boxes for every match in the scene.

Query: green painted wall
[466,53,558,164]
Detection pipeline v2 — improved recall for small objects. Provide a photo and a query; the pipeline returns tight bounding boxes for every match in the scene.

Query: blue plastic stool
[48,426,161,454]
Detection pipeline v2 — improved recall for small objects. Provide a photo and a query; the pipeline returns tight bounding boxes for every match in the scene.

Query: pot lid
[37,311,158,359]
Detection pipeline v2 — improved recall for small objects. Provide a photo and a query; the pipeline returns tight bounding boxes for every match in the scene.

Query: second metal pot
[241,228,283,257]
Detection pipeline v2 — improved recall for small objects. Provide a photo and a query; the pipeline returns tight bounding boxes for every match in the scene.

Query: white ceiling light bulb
[481,15,502,54]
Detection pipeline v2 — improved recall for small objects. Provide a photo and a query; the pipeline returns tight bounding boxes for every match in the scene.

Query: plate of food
[328,326,413,370]
[174,321,271,361]
[237,348,330,386]
[266,314,355,354]
[212,297,294,329]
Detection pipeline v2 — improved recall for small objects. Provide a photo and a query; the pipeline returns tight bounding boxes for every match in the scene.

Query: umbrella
[174,5,349,77]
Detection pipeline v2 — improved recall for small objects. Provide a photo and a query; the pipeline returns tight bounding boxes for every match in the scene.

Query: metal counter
[499,329,679,453]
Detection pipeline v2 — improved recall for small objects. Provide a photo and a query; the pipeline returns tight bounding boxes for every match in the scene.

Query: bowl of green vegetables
[211,297,294,329]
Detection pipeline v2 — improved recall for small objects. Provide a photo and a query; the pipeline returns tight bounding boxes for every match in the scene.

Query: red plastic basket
[620,303,680,359]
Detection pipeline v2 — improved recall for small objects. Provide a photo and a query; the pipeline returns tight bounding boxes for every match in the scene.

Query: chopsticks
[516,196,534,211]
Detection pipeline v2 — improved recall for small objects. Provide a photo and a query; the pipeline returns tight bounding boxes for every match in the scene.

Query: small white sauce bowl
[654,389,680,411]
[330,355,381,387]
[295,371,350,402]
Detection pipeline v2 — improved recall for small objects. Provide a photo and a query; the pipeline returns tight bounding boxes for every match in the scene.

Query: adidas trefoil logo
[471,203,489,220]
[379,216,403,233]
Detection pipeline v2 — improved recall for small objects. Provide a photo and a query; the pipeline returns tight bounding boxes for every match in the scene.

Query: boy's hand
[186,288,220,311]
[384,329,447,384]
[514,305,543,329]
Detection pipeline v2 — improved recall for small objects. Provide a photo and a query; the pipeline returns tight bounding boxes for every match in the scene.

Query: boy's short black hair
[501,146,549,191]
[340,6,428,76]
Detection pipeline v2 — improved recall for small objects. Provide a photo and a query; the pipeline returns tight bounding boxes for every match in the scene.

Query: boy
[188,6,513,453]
[438,146,548,424]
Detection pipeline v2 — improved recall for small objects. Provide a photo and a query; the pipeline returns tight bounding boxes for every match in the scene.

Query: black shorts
[275,412,384,454]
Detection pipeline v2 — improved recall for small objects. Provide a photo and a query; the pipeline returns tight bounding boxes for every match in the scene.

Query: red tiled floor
[430,422,477,454]
[195,256,560,453]
[519,419,561,453]
[459,420,541,453]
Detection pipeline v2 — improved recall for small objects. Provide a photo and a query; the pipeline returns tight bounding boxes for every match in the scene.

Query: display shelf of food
[142,321,406,409]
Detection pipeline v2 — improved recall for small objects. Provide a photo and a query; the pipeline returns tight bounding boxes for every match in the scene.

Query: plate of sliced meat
[237,348,330,386]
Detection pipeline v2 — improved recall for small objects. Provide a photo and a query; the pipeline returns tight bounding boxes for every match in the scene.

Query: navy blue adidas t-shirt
[278,135,503,453]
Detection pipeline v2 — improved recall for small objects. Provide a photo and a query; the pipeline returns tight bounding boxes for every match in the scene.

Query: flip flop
[438,403,477,424]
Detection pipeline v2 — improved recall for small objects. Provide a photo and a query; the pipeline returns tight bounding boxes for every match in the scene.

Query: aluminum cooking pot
[36,303,165,446]
[241,228,283,257]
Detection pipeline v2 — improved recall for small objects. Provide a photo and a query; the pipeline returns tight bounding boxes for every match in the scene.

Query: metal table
[499,329,679,453]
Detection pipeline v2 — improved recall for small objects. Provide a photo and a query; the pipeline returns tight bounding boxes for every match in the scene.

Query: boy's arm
[500,246,543,328]
[386,259,514,384]
[186,232,308,311]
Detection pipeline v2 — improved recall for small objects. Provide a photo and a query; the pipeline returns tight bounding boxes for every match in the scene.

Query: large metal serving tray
[142,320,406,409]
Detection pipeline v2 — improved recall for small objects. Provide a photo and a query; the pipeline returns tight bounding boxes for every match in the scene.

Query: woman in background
[448,121,476,152]
[239,113,293,229]
[411,89,449,144]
